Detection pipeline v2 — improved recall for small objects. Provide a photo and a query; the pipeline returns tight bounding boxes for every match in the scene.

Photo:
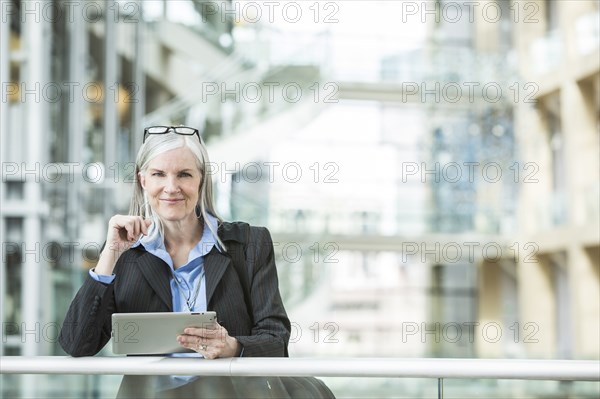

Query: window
[546,0,559,32]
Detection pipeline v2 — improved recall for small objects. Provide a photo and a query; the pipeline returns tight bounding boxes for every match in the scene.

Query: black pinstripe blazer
[59,221,291,359]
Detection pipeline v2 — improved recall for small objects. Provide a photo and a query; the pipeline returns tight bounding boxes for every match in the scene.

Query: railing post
[438,378,444,399]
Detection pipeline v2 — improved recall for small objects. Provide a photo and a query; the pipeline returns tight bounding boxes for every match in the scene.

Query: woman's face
[139,146,202,224]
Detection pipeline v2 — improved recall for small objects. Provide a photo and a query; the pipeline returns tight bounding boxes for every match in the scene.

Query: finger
[212,323,228,340]
[125,219,138,242]
[114,217,131,241]
[182,336,215,356]
[109,216,125,237]
[111,225,127,243]
[134,217,151,238]
[177,334,204,349]
[135,217,145,239]
[182,328,209,341]
[124,225,133,242]
[142,218,152,235]
[132,218,142,240]
[106,216,140,251]
[205,339,228,359]
[183,326,219,338]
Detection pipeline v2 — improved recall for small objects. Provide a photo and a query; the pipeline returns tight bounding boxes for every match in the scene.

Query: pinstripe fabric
[59,222,291,360]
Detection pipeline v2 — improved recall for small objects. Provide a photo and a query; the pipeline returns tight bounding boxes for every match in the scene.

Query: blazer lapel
[136,252,173,311]
[204,246,232,306]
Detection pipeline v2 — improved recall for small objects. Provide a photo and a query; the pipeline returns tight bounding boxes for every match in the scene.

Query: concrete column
[67,0,87,293]
[104,1,118,219]
[131,0,146,152]
[21,0,50,357]
[477,260,502,357]
[0,0,11,359]
[569,245,600,358]
[560,80,593,226]
[517,254,556,357]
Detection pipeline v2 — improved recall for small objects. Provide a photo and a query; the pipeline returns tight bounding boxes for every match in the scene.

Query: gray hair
[128,132,225,250]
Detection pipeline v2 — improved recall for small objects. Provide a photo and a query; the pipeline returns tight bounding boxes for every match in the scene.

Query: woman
[59,126,292,398]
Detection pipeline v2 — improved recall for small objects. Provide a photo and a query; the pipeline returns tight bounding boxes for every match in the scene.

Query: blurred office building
[1,0,599,397]
[511,0,600,360]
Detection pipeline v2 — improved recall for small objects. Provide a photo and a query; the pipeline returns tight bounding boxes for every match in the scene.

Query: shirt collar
[132,213,223,258]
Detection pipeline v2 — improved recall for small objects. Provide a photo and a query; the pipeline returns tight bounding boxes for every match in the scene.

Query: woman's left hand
[177,321,241,359]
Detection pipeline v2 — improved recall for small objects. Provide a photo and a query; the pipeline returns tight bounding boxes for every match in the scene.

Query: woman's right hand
[95,215,152,275]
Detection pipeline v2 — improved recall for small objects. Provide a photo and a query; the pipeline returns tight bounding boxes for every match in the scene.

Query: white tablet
[111,311,217,355]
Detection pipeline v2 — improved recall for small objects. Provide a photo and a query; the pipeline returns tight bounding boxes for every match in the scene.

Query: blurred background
[1,0,599,397]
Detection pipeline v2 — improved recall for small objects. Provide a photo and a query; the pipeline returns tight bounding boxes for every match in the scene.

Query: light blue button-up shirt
[89,213,223,390]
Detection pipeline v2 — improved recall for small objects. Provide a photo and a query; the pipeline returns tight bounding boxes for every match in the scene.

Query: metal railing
[2,357,599,399]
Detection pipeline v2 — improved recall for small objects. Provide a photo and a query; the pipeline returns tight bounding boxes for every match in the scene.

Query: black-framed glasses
[143,126,200,143]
